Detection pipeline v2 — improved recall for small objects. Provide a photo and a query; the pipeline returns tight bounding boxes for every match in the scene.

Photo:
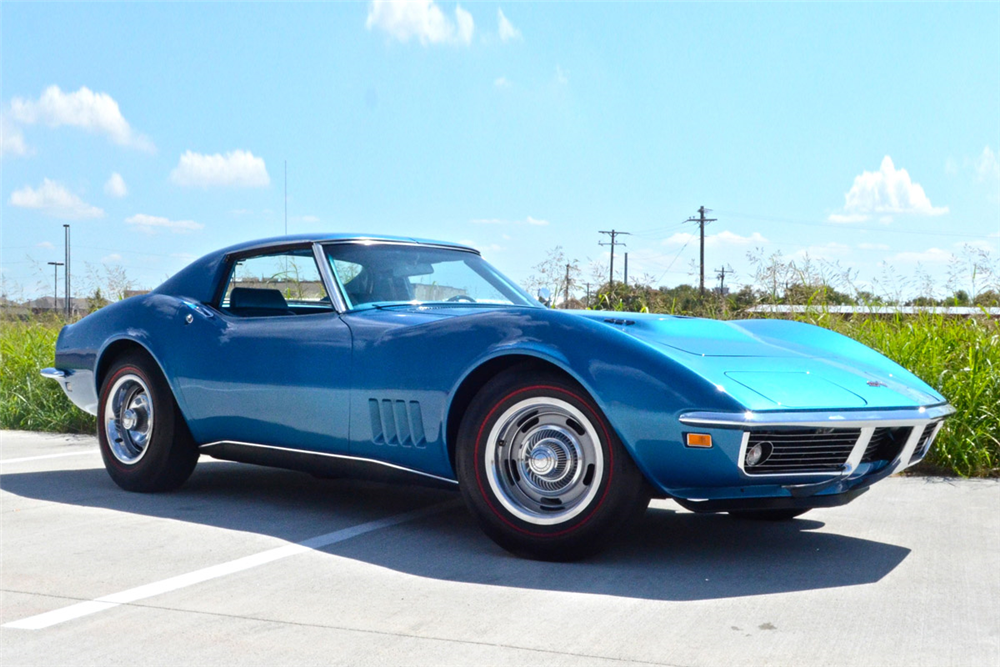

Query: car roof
[216,233,478,256]
[153,233,479,303]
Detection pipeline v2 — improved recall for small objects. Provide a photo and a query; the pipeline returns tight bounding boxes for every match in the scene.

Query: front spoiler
[675,486,869,513]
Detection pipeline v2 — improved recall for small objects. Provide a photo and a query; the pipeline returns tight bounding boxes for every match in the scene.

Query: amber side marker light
[686,433,713,448]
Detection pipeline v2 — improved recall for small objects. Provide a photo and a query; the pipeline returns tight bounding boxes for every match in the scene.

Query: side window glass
[221,249,331,317]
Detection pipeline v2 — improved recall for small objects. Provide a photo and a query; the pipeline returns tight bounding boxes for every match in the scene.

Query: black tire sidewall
[97,354,190,491]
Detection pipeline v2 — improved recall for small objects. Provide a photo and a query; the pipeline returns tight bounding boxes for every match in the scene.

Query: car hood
[569,311,944,410]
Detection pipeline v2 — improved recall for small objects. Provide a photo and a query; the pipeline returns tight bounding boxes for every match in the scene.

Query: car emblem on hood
[867,380,888,387]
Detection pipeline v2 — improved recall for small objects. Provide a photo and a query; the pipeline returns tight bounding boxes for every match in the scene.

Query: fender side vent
[603,318,635,326]
[369,398,426,449]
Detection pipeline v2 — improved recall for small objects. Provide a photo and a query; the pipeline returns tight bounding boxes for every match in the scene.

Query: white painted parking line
[0,451,98,466]
[3,501,458,630]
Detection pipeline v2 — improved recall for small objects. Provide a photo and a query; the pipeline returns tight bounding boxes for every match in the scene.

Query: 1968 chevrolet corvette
[44,233,954,559]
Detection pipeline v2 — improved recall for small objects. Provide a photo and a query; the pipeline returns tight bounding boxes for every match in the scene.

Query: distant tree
[523,246,581,308]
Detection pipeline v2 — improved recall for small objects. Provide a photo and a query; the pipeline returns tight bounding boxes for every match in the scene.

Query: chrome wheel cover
[484,397,605,525]
[103,373,154,465]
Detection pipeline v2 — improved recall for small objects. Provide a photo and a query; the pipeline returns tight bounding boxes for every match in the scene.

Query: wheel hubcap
[484,397,604,525]
[104,374,154,465]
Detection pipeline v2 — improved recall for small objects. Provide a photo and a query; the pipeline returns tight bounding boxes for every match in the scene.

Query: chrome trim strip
[890,424,926,475]
[904,420,945,469]
[680,404,955,429]
[318,239,480,255]
[40,368,67,380]
[199,440,459,485]
[844,427,876,477]
[311,242,347,313]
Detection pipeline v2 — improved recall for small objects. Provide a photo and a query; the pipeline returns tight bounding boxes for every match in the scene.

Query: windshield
[323,243,538,310]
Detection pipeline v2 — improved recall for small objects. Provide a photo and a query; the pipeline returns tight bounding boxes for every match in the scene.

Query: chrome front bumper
[40,367,99,414]
[679,403,955,480]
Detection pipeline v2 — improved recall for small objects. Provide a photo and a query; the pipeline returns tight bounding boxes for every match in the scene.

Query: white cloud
[494,76,511,89]
[790,242,852,262]
[101,253,123,263]
[104,172,127,198]
[299,215,320,223]
[828,213,869,224]
[471,215,549,226]
[126,213,204,234]
[36,241,54,250]
[832,156,947,220]
[170,150,270,188]
[975,146,999,183]
[1,114,30,157]
[663,230,768,248]
[945,157,958,175]
[9,85,154,152]
[497,9,521,42]
[455,5,473,44]
[10,179,104,219]
[887,247,953,264]
[366,0,474,46]
[555,65,569,85]
[858,242,890,250]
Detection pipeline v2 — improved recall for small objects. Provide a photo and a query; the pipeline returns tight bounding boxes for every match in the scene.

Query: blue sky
[2,2,998,300]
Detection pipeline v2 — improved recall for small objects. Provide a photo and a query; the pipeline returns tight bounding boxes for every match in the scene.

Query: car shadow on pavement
[1,461,910,602]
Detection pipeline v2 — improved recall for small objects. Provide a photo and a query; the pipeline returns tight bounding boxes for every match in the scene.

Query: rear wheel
[98,351,198,492]
[457,367,649,561]
[729,508,809,521]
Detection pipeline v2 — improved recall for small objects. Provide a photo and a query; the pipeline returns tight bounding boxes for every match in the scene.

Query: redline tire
[97,351,198,492]
[457,367,649,561]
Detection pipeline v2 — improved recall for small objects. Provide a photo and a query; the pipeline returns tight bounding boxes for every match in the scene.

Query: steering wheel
[446,294,476,303]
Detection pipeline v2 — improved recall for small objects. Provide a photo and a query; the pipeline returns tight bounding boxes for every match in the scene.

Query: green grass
[1,313,996,476]
[1,318,96,434]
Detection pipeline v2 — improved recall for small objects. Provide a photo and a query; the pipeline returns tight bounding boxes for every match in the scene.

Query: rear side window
[221,248,332,317]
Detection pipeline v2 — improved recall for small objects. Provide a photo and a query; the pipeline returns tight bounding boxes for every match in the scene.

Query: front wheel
[98,351,198,492]
[456,368,649,561]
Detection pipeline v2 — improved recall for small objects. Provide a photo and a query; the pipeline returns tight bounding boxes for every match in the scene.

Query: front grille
[862,427,912,463]
[909,423,938,464]
[743,428,861,475]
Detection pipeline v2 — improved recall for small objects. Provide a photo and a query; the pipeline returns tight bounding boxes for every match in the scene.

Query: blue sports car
[43,234,955,560]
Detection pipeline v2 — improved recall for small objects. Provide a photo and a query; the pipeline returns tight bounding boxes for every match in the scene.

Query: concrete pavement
[1,430,997,666]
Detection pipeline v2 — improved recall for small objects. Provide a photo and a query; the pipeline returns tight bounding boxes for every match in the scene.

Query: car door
[176,243,353,454]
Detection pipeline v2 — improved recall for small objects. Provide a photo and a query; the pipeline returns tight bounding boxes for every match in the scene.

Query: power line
[715,209,995,240]
[598,229,630,286]
[685,206,717,295]
[653,239,692,285]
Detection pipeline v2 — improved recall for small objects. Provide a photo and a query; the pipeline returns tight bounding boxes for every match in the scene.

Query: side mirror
[537,288,552,306]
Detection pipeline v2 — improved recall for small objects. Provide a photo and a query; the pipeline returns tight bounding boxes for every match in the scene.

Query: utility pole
[63,224,70,318]
[716,265,733,295]
[564,263,572,309]
[48,262,64,314]
[284,160,288,236]
[624,252,629,287]
[598,230,630,287]
[585,283,591,308]
[685,206,717,296]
